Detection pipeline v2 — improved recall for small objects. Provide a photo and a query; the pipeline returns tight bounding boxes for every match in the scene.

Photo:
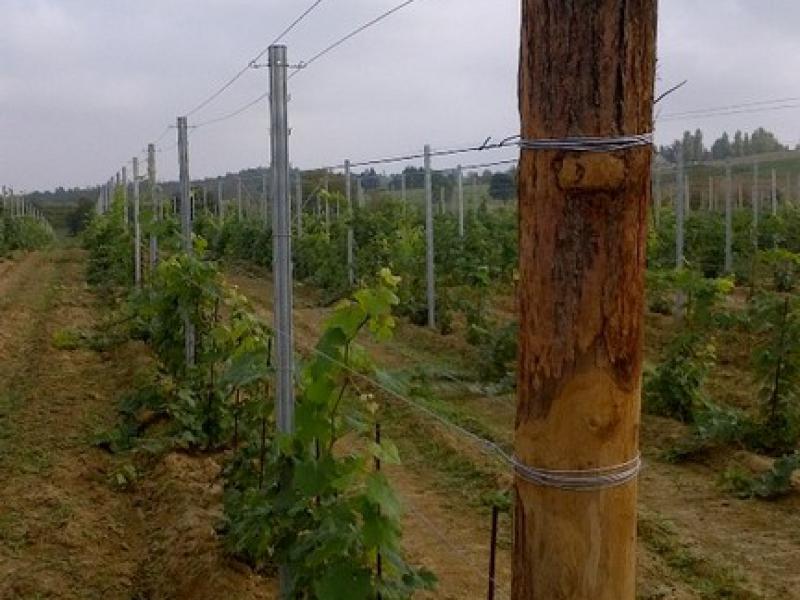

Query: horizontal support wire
[265,321,642,492]
[518,133,653,152]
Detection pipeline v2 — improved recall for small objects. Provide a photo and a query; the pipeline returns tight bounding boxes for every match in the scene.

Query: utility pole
[424,144,435,329]
[676,146,685,267]
[133,157,142,287]
[269,46,294,600]
[177,115,195,368]
[457,165,465,237]
[147,143,158,271]
[725,162,733,274]
[439,187,445,215]
[357,177,364,208]
[515,3,655,598]
[345,159,354,286]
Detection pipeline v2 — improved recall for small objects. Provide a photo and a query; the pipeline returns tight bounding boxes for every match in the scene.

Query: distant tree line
[658,127,791,163]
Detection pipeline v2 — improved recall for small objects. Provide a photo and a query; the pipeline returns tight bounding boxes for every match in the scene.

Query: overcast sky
[2,0,800,192]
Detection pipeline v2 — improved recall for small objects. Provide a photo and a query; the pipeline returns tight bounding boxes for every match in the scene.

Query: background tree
[488,171,515,202]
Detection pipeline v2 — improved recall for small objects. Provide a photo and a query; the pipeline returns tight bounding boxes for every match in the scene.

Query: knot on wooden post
[556,154,626,193]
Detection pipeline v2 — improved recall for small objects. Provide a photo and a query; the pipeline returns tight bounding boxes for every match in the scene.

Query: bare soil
[0,249,276,600]
[226,266,800,600]
[1,249,797,599]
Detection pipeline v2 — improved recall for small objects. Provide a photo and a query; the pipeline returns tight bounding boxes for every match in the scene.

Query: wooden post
[515,2,655,599]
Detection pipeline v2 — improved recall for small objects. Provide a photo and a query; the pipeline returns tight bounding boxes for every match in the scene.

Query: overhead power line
[184,0,325,118]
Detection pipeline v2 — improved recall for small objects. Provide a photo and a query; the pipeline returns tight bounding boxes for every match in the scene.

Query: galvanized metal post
[237,176,243,221]
[654,166,662,227]
[295,171,303,236]
[345,160,354,285]
[676,146,685,268]
[177,115,195,368]
[708,176,714,212]
[268,50,295,597]
[684,172,691,217]
[133,157,142,287]
[122,166,129,225]
[725,162,733,274]
[217,177,223,219]
[738,179,743,210]
[771,168,778,215]
[268,169,269,227]
[148,143,158,271]
[752,162,759,249]
[401,172,407,214]
[424,145,436,329]
[323,173,330,232]
[457,165,464,237]
[269,43,294,439]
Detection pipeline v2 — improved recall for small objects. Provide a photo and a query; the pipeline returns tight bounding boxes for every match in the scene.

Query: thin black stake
[487,505,499,600]
[233,389,241,450]
[375,421,382,600]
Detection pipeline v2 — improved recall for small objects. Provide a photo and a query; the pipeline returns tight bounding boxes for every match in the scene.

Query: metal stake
[177,115,195,368]
[725,161,733,274]
[457,165,464,237]
[676,146,685,268]
[295,171,303,236]
[269,44,294,598]
[148,143,158,271]
[345,159,354,286]
[752,162,759,250]
[424,144,436,329]
[133,157,141,287]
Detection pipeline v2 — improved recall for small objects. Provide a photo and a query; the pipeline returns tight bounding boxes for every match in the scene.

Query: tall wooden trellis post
[515,2,656,598]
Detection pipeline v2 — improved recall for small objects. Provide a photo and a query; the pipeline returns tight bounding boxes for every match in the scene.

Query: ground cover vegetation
[80,192,436,599]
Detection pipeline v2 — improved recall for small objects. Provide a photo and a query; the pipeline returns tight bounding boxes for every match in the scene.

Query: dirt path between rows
[0,249,150,598]
[0,250,276,600]
[227,267,800,600]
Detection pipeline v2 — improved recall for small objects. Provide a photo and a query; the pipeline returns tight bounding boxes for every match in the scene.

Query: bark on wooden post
[515,2,656,599]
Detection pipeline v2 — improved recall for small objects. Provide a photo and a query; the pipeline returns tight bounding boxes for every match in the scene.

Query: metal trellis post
[148,143,159,271]
[457,165,464,237]
[177,115,195,368]
[269,44,294,598]
[424,144,436,329]
[345,159,354,286]
[133,157,142,287]
[725,161,733,274]
[676,146,685,268]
